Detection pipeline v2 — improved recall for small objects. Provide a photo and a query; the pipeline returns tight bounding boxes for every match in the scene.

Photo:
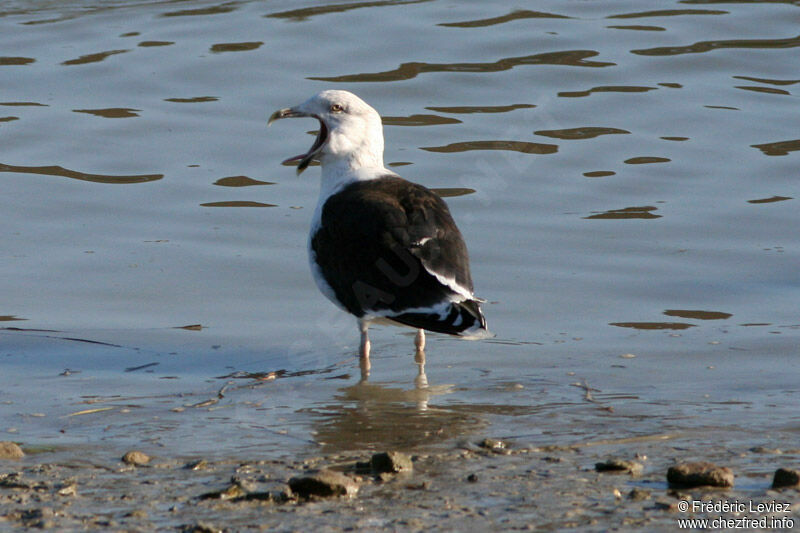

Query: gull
[269,90,490,372]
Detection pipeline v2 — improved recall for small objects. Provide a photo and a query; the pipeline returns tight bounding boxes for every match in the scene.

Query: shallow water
[1,0,798,460]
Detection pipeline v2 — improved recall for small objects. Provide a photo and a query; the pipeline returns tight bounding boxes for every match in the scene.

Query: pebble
[288,469,359,499]
[478,438,507,451]
[771,468,800,489]
[0,441,24,460]
[595,458,643,476]
[122,450,151,466]
[370,451,413,474]
[666,461,734,488]
[627,487,651,501]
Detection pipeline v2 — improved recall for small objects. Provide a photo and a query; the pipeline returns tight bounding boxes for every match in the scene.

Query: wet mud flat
[2,431,798,531]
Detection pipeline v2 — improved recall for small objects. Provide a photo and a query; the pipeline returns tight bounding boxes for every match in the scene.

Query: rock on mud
[595,458,643,476]
[667,461,734,488]
[288,469,359,499]
[370,452,413,474]
[0,441,24,460]
[772,468,800,489]
[121,450,151,466]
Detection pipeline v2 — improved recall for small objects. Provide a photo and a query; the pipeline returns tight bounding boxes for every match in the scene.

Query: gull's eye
[330,103,344,113]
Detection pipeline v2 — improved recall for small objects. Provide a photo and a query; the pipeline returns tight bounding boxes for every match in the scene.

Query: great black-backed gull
[269,90,490,369]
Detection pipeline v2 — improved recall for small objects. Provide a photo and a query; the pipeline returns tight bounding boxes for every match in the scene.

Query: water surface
[1,0,798,459]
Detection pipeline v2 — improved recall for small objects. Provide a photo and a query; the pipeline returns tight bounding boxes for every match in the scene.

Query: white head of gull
[270,90,490,376]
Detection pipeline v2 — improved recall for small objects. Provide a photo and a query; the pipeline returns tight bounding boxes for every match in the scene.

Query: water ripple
[310,51,614,82]
[421,140,558,155]
[632,34,800,56]
[607,9,727,19]
[0,56,35,65]
[61,50,128,66]
[0,163,162,184]
[266,0,431,22]
[382,114,462,126]
[535,127,630,140]
[73,108,140,118]
[751,139,800,156]
[426,104,535,114]
[559,85,657,98]
[584,206,661,220]
[438,9,570,28]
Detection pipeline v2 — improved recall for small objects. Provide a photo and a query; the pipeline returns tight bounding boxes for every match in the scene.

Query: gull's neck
[317,150,390,201]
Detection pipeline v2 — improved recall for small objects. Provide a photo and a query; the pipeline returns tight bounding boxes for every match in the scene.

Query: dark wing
[311,176,481,336]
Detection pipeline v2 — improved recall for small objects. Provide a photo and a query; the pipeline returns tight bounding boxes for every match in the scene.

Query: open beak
[268,107,329,176]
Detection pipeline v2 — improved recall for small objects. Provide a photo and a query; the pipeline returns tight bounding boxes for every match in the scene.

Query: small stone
[370,451,413,474]
[180,523,222,533]
[653,500,679,511]
[478,438,507,450]
[57,483,78,496]
[0,441,24,460]
[595,458,643,476]
[199,483,247,501]
[772,468,800,489]
[628,487,651,501]
[121,450,151,466]
[184,459,208,471]
[466,473,478,483]
[288,469,359,499]
[667,461,734,488]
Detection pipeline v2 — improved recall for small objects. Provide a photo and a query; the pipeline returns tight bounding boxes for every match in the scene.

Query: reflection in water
[0,102,47,107]
[200,201,276,208]
[61,50,128,66]
[0,163,162,184]
[733,75,800,86]
[431,187,476,198]
[426,104,535,114]
[624,156,670,164]
[213,176,274,187]
[735,85,790,96]
[559,85,657,98]
[307,391,484,452]
[266,0,431,22]
[307,347,482,452]
[607,25,665,32]
[138,41,174,48]
[606,9,727,19]
[161,4,238,17]
[583,171,616,178]
[0,57,35,65]
[74,108,140,118]
[210,42,263,53]
[747,195,792,204]
[632,34,800,56]
[663,310,732,320]
[438,9,570,28]
[311,51,614,82]
[751,139,800,157]
[584,206,661,220]
[610,322,695,330]
[535,127,629,140]
[422,140,558,155]
[165,96,218,103]
[381,114,461,126]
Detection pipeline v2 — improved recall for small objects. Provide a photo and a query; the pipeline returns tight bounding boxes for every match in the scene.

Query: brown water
[0,0,798,460]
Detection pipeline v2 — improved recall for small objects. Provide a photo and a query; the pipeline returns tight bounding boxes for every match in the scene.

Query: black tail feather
[390,299,488,337]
